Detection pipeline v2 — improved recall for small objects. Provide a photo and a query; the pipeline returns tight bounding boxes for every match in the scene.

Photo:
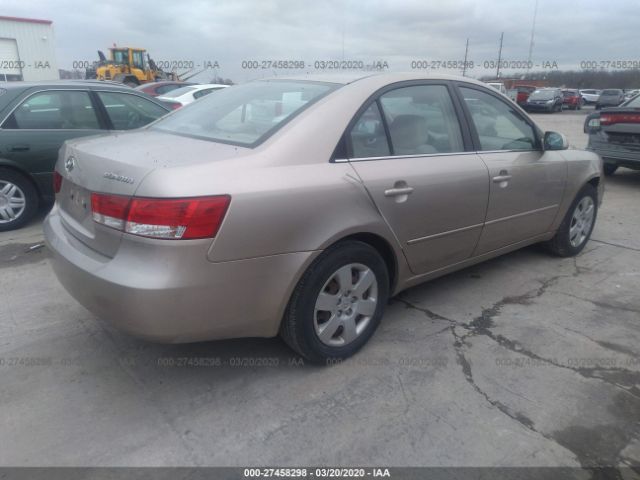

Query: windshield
[529,90,555,100]
[152,80,338,147]
[162,86,198,98]
[624,95,640,107]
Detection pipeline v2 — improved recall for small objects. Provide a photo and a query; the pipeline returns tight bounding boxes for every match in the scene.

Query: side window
[460,87,537,151]
[97,92,167,130]
[348,102,390,159]
[379,85,464,155]
[2,91,100,130]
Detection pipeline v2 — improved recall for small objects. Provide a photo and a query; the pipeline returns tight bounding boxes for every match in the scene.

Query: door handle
[492,169,512,183]
[10,145,30,152]
[384,186,414,197]
[492,175,512,182]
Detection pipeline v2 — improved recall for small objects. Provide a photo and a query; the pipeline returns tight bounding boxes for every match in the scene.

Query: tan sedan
[44,73,603,362]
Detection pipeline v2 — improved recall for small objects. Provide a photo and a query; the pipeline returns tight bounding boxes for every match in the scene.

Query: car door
[345,82,490,275]
[0,89,105,197]
[456,84,566,255]
[94,91,169,130]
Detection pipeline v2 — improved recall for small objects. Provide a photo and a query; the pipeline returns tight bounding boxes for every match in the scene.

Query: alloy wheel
[569,196,595,248]
[313,263,378,347]
[0,180,27,224]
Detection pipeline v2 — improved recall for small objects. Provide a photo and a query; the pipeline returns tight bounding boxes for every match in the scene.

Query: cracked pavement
[0,111,639,472]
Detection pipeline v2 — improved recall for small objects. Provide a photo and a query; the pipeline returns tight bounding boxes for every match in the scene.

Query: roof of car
[259,72,492,87]
[0,80,137,91]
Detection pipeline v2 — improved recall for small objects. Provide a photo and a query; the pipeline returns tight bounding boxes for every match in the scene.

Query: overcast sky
[0,0,637,82]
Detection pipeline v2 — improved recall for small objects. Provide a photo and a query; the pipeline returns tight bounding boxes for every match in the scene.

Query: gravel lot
[1,106,639,471]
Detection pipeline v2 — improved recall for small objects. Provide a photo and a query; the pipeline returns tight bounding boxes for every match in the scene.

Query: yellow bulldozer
[85,46,175,86]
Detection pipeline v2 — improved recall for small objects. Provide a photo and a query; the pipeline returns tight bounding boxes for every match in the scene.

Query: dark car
[584,93,640,175]
[525,88,564,113]
[562,89,584,110]
[0,81,170,231]
[595,89,625,110]
[133,81,196,97]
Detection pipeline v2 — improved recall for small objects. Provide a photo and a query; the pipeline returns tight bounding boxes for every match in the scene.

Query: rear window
[601,90,621,95]
[152,80,338,147]
[529,90,555,100]
[162,86,198,98]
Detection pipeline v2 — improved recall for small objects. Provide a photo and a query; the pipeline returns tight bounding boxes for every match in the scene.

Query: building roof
[0,15,53,25]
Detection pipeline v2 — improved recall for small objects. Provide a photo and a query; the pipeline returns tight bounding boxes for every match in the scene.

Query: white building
[0,15,59,81]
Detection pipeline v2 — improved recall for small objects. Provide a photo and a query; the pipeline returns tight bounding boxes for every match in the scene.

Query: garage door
[0,38,22,77]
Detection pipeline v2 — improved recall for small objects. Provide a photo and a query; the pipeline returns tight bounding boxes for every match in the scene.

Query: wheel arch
[0,161,41,197]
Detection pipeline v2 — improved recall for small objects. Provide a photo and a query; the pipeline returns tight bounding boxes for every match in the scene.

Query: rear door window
[96,91,167,129]
[349,103,391,158]
[379,85,464,155]
[2,90,100,130]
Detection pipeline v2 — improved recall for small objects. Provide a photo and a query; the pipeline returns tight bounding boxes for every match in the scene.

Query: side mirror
[543,131,568,150]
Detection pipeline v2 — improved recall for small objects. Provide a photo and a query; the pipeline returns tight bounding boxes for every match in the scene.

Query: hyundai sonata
[44,73,603,362]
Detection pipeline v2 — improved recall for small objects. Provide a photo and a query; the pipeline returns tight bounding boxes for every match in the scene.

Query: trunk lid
[56,129,247,257]
[599,108,640,150]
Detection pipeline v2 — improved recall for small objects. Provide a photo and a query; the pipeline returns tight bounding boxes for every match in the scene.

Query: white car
[579,89,601,104]
[157,84,229,109]
[486,82,507,96]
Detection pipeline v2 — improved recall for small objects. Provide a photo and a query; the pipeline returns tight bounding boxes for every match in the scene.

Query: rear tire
[280,240,389,364]
[546,184,597,257]
[603,163,618,176]
[0,168,38,232]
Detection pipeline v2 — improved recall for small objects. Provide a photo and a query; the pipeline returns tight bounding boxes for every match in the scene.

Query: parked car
[623,89,639,101]
[595,89,625,110]
[0,81,170,231]
[579,89,601,104]
[157,84,229,109]
[44,73,603,362]
[562,89,584,110]
[525,88,564,112]
[134,81,196,97]
[513,85,537,106]
[584,92,640,175]
[486,82,507,95]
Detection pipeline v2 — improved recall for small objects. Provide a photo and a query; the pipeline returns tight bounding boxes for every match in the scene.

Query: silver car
[44,73,603,363]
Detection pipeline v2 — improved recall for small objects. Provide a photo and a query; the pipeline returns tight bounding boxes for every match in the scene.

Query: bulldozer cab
[110,48,147,70]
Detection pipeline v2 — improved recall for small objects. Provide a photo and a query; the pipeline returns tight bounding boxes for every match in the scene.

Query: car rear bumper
[587,142,640,168]
[44,206,318,343]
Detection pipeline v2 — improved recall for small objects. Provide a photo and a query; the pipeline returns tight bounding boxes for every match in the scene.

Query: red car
[562,89,584,110]
[514,85,536,106]
[133,81,195,97]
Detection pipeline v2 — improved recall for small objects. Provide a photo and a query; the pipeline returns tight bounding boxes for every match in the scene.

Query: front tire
[0,168,38,232]
[546,184,597,257]
[280,240,389,364]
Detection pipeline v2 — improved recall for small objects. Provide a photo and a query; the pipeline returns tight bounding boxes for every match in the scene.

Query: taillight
[166,102,182,110]
[53,171,63,194]
[600,113,640,125]
[90,193,230,240]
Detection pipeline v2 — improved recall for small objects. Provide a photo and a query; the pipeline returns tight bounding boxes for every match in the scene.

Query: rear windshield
[162,86,197,98]
[152,80,338,147]
[625,95,640,107]
[529,90,555,100]
[601,90,621,95]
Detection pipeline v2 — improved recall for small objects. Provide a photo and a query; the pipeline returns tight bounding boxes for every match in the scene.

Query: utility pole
[462,38,469,77]
[527,0,539,71]
[496,32,504,79]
